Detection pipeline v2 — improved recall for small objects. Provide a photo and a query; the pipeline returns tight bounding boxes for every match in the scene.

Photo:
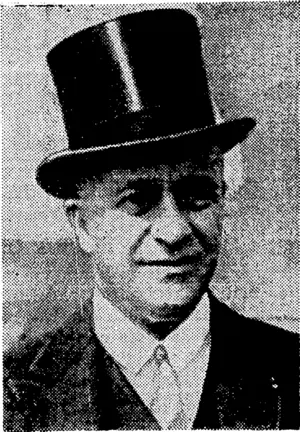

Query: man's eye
[116,189,157,216]
[180,189,220,211]
[173,177,223,211]
[184,196,213,210]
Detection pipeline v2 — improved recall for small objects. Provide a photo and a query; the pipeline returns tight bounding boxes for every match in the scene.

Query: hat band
[67,107,216,150]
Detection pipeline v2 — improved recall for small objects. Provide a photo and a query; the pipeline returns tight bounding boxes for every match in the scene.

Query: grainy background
[2,2,299,342]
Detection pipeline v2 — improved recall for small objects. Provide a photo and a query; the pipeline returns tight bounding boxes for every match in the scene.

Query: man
[4,9,299,431]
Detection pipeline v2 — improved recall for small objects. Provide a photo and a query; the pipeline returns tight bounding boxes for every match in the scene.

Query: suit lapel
[25,299,98,430]
[27,298,160,431]
[100,349,160,430]
[193,295,281,430]
[43,339,99,430]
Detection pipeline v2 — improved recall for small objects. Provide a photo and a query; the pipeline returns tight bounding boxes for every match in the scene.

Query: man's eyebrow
[173,174,222,192]
[114,177,159,193]
[174,172,219,183]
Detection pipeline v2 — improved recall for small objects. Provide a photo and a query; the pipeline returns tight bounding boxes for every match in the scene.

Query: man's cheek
[92,210,150,267]
[191,207,223,250]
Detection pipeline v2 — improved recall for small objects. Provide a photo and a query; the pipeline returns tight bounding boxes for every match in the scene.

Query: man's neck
[94,277,210,340]
[140,297,208,340]
[144,320,182,340]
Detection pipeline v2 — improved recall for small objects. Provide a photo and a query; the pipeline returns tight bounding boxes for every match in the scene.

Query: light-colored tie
[150,344,186,430]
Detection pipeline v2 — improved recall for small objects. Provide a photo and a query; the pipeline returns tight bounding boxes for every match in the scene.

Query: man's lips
[136,255,201,266]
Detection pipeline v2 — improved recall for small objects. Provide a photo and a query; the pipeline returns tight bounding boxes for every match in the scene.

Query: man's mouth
[136,255,201,267]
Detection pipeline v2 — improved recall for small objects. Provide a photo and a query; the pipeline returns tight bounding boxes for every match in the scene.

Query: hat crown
[47,9,215,149]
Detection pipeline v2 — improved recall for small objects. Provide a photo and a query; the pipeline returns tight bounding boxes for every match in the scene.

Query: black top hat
[36,9,255,198]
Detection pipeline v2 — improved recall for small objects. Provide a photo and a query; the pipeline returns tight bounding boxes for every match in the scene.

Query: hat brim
[36,117,255,199]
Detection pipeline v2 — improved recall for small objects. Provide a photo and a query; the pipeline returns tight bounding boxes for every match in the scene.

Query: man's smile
[135,254,202,267]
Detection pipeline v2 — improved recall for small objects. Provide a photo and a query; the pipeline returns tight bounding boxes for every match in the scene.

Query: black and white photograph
[2,2,299,430]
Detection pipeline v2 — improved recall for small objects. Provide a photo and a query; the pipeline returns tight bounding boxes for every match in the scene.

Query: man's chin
[139,297,204,339]
[145,289,205,323]
[134,276,208,321]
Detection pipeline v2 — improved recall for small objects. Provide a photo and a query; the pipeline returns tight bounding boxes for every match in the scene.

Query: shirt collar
[93,289,210,376]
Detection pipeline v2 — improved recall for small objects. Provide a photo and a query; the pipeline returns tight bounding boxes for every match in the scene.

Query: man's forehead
[104,159,223,183]
[78,158,224,198]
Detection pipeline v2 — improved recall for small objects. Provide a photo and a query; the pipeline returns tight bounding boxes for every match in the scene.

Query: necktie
[150,345,186,429]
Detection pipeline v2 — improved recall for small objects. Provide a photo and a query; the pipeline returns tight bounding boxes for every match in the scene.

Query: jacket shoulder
[233,305,298,352]
[211,295,299,367]
[4,302,92,380]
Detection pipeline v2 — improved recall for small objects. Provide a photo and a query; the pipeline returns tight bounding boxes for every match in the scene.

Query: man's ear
[64,200,96,253]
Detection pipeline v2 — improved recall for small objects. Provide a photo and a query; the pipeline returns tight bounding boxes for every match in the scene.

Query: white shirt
[93,290,211,429]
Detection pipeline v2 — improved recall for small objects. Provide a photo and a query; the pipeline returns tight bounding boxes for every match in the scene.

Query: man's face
[76,159,225,327]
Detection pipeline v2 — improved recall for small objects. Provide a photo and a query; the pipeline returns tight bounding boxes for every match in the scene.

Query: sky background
[2,2,299,334]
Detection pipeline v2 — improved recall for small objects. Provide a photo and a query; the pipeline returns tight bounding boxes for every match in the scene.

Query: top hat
[36,9,255,199]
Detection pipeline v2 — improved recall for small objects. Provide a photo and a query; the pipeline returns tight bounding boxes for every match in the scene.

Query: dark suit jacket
[4,295,299,431]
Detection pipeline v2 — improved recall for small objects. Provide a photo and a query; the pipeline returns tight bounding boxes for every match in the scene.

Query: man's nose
[151,192,193,252]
